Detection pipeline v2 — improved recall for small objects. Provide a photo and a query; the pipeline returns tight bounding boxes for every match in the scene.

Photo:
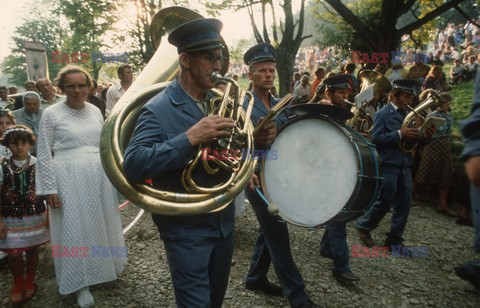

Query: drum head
[261,118,358,227]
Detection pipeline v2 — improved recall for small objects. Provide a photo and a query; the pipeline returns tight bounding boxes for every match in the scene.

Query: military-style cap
[392,79,421,96]
[168,18,224,53]
[323,74,352,91]
[243,43,276,65]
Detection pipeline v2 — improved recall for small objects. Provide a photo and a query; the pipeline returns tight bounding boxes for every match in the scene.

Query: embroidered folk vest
[0,159,45,218]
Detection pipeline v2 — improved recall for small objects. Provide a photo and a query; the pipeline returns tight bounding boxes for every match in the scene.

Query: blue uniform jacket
[461,71,480,161]
[371,102,411,174]
[123,79,234,240]
[244,91,290,152]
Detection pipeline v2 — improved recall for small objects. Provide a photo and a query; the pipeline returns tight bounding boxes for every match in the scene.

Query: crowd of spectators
[287,20,480,99]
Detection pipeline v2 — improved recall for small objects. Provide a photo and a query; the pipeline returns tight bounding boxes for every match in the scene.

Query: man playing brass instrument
[356,79,434,250]
[243,43,319,308]
[123,18,237,308]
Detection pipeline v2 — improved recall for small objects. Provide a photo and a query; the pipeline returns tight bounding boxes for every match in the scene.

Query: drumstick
[255,186,279,216]
[253,94,292,135]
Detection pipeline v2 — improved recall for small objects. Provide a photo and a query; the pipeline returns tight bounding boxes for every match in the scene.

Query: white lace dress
[36,101,126,295]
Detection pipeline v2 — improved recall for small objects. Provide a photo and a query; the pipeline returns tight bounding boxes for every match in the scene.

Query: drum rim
[259,115,381,227]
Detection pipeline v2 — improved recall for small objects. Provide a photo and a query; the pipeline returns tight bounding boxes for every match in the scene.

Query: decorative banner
[24,41,49,81]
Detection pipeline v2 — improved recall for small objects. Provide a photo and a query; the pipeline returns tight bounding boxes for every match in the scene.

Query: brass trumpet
[100,7,257,215]
[399,89,443,153]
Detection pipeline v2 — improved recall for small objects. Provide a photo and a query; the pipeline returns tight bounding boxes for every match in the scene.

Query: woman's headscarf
[15,91,43,136]
[22,91,42,107]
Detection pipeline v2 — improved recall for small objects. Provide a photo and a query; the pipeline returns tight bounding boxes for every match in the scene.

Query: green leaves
[1,0,118,84]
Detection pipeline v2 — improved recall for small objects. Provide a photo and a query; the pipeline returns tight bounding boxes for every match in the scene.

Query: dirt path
[0,199,478,307]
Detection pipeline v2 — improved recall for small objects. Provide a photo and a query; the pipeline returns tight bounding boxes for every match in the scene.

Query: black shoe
[456,217,473,227]
[320,249,333,259]
[455,265,480,289]
[245,278,283,296]
[383,238,405,249]
[295,299,320,308]
[333,271,360,283]
[357,229,374,247]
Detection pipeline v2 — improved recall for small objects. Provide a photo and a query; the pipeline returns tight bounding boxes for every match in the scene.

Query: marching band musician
[123,18,237,308]
[316,75,361,283]
[243,43,319,308]
[356,80,435,250]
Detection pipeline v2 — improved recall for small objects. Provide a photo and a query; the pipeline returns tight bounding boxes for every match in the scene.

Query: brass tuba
[347,70,392,135]
[399,89,443,153]
[100,7,257,215]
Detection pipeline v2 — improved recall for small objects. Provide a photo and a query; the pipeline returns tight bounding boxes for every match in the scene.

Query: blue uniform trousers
[356,169,412,244]
[245,188,308,307]
[320,222,351,273]
[161,231,234,308]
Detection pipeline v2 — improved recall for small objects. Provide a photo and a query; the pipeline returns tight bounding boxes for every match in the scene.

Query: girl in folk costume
[0,125,49,305]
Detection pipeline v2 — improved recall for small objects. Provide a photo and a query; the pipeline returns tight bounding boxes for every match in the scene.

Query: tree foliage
[0,5,66,85]
[59,0,119,79]
[313,0,473,59]
[201,0,311,96]
[121,0,161,69]
[314,0,381,57]
[1,0,120,85]
[114,0,193,71]
[228,39,251,65]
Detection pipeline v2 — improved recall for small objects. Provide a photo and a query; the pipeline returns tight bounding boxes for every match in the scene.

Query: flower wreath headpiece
[3,127,30,139]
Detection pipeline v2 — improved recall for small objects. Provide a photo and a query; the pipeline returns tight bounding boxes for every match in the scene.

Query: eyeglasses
[190,52,226,66]
[205,53,226,65]
[64,84,89,91]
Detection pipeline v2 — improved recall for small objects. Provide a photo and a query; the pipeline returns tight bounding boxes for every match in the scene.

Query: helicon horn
[100,7,256,215]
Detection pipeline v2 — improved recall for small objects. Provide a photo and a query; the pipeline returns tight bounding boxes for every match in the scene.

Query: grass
[442,60,475,138]
[440,63,475,134]
[449,79,475,136]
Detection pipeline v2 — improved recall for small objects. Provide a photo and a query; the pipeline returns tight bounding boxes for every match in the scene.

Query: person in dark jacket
[356,79,434,249]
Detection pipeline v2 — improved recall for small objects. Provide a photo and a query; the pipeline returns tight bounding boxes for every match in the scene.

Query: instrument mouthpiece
[211,72,223,82]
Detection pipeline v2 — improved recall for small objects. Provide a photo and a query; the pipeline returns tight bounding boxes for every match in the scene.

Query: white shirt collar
[389,102,400,111]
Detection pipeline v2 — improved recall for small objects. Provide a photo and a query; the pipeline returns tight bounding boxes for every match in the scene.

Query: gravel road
[0,198,478,308]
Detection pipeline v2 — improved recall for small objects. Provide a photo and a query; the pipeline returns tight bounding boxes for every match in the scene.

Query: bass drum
[259,115,381,227]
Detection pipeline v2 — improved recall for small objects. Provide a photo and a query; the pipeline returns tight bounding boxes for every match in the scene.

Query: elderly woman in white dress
[35,65,126,308]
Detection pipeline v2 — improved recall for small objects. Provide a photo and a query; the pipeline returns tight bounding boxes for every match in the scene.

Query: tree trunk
[275,47,295,97]
[92,62,101,80]
[377,28,402,55]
